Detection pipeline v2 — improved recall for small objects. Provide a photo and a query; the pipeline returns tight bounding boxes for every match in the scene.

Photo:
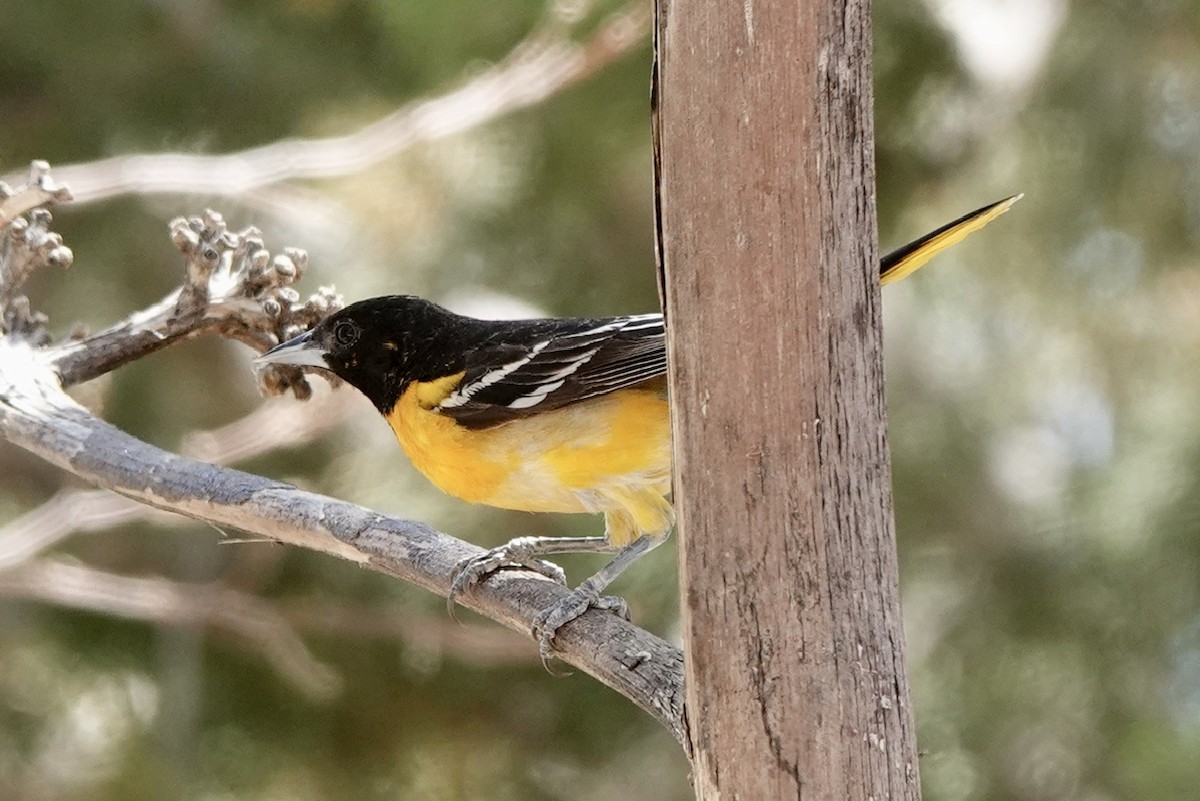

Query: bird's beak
[255,330,329,369]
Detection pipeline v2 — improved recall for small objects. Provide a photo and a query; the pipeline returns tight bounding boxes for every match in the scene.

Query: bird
[256,194,1020,661]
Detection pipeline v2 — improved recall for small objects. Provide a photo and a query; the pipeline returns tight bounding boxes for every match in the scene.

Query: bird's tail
[879,194,1022,285]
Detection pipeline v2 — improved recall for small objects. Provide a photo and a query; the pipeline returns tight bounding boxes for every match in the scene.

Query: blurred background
[1,0,1197,798]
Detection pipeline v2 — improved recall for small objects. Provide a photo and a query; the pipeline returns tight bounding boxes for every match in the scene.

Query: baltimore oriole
[257,195,1019,659]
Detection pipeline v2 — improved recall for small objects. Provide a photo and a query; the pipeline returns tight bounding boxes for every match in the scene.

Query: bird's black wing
[434,314,666,429]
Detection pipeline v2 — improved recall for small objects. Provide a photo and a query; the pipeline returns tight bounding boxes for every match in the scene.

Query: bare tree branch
[281,599,537,667]
[8,3,649,206]
[0,558,342,699]
[0,349,685,741]
[0,175,687,746]
[179,387,351,464]
[0,389,348,569]
[0,356,530,670]
[0,161,73,226]
[0,489,172,571]
[48,210,342,390]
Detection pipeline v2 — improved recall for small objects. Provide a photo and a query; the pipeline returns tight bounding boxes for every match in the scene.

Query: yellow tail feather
[879,194,1022,285]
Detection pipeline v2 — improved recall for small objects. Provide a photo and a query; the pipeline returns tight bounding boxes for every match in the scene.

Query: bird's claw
[532,586,630,667]
[447,538,568,617]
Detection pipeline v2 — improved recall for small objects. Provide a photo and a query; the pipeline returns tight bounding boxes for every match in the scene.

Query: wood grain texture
[654,0,920,798]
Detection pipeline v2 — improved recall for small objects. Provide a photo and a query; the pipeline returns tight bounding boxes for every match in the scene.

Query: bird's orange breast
[384,379,672,542]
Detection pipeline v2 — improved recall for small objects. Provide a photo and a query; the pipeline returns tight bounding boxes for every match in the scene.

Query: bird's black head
[257,295,480,413]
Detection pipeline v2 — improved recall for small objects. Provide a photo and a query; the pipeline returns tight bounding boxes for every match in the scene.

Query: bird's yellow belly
[384,385,672,543]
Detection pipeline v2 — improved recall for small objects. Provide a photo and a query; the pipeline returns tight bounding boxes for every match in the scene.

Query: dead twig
[0,390,351,569]
[0,489,174,571]
[48,209,342,391]
[7,3,649,206]
[0,558,342,699]
[282,599,536,667]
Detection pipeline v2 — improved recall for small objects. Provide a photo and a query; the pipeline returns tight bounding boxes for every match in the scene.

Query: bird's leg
[532,530,670,665]
[447,535,616,615]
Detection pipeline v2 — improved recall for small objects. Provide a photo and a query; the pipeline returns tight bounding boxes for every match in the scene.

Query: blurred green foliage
[2,0,1199,799]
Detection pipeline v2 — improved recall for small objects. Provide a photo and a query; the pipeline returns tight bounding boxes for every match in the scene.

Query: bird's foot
[532,584,630,667]
[447,537,568,616]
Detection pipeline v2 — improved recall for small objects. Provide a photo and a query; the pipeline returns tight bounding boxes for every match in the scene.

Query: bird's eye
[333,321,358,347]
